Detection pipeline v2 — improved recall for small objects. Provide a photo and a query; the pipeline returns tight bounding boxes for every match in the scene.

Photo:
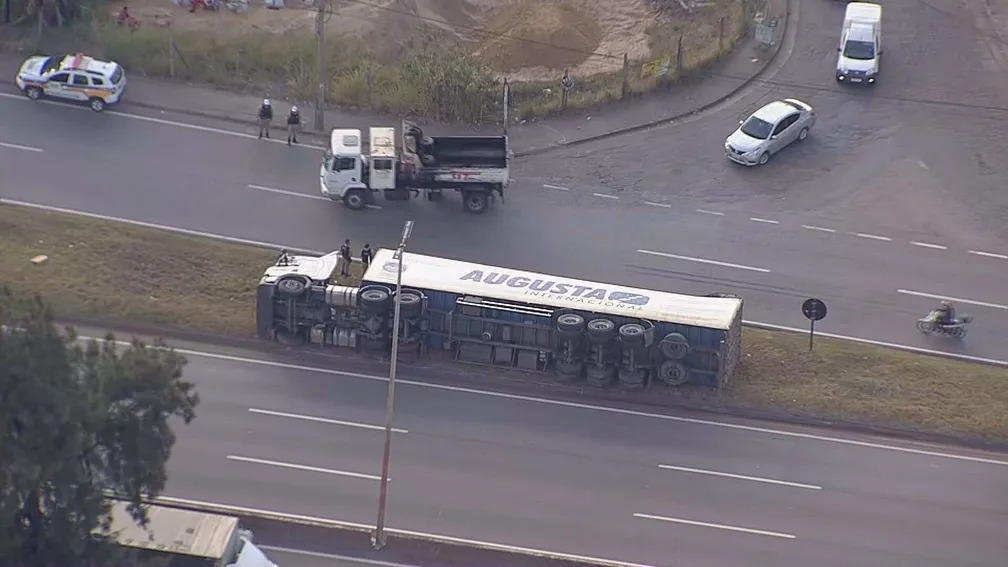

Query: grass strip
[2,203,1005,442]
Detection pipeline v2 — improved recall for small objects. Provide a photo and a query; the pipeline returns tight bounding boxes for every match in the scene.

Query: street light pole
[373,220,414,550]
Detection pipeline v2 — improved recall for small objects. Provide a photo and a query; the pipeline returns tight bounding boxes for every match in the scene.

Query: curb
[512,5,791,158]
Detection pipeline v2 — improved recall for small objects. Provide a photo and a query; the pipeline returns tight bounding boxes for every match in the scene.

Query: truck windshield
[740,116,773,140]
[843,40,875,60]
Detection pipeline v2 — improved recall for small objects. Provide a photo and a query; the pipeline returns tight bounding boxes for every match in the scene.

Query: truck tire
[395,290,423,318]
[586,363,616,388]
[276,276,308,298]
[586,319,616,342]
[618,323,646,345]
[276,328,305,346]
[617,367,648,390]
[359,287,391,313]
[343,189,367,210]
[556,313,586,335]
[657,360,688,386]
[420,154,436,166]
[462,190,490,214]
[659,332,690,360]
[554,358,584,379]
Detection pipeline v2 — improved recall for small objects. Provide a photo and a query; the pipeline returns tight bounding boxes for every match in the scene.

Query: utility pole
[314,0,326,132]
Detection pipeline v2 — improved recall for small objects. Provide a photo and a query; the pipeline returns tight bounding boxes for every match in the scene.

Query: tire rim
[467,196,485,212]
[347,194,362,208]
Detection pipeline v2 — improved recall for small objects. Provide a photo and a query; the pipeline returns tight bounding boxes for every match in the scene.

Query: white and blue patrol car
[15,53,126,112]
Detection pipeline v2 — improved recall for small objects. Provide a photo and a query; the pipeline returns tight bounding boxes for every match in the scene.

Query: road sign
[801,298,827,351]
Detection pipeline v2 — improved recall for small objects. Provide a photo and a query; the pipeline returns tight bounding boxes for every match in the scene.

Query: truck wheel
[359,287,391,313]
[276,276,308,297]
[463,190,490,214]
[343,189,367,210]
[276,328,305,346]
[658,332,690,360]
[556,313,586,334]
[617,367,648,390]
[586,319,616,343]
[657,360,688,386]
[619,323,646,345]
[554,358,584,379]
[26,86,43,100]
[586,364,616,388]
[395,290,423,318]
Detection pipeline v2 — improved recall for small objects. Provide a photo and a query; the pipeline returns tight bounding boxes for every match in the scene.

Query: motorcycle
[916,311,973,339]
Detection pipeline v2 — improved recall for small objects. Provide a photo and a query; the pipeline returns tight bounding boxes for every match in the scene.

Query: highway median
[2,201,1006,444]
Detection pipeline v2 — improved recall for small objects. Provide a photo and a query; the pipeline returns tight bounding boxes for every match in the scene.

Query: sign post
[801,298,827,351]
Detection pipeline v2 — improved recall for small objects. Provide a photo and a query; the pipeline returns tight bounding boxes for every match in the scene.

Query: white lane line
[249,407,408,434]
[644,201,672,208]
[853,232,892,241]
[969,250,1008,260]
[153,496,661,567]
[802,224,836,233]
[247,184,329,201]
[657,464,822,490]
[749,217,779,224]
[0,92,326,150]
[593,192,619,200]
[633,513,796,540]
[543,183,569,191]
[638,249,771,273]
[696,209,724,216]
[911,241,947,250]
[896,289,1008,310]
[83,334,1008,465]
[226,455,383,482]
[259,546,420,567]
[0,141,44,153]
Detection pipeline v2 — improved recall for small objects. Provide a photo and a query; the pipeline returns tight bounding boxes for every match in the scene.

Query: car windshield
[40,56,61,74]
[740,116,774,140]
[843,40,875,60]
[109,65,123,85]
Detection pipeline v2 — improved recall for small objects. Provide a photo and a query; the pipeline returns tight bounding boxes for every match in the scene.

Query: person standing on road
[286,105,301,146]
[360,243,372,273]
[257,99,273,139]
[338,239,352,277]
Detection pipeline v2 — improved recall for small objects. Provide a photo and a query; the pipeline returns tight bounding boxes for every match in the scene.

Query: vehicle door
[44,72,71,99]
[773,114,800,148]
[69,73,92,101]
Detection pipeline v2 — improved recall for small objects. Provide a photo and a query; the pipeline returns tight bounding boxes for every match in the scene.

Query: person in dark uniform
[360,243,373,272]
[338,239,352,277]
[286,105,301,146]
[257,99,273,139]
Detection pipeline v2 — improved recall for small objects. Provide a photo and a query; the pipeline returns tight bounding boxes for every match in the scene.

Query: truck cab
[320,128,369,208]
[836,2,882,84]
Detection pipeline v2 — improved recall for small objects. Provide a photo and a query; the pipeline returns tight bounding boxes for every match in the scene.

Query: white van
[836,2,882,85]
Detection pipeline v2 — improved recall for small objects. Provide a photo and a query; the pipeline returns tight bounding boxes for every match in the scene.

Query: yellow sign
[640,55,672,78]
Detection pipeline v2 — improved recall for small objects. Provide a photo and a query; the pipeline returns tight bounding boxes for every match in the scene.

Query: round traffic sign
[802,298,827,321]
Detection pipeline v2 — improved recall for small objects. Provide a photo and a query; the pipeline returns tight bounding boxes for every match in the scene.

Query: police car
[15,53,126,112]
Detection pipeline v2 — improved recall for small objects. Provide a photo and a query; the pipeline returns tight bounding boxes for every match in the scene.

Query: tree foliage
[7,0,84,28]
[0,289,199,566]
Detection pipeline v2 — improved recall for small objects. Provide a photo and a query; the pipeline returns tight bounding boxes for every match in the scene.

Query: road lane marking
[749,217,779,224]
[638,249,771,273]
[0,92,326,150]
[657,464,822,490]
[152,496,663,567]
[696,209,724,216]
[82,334,1008,465]
[633,513,796,540]
[896,289,1007,310]
[259,546,420,567]
[0,141,44,152]
[853,232,892,241]
[911,241,947,250]
[543,184,569,191]
[249,407,408,434]
[247,184,329,201]
[802,224,836,233]
[227,455,383,481]
[969,250,1008,260]
[593,192,619,200]
[644,201,671,208]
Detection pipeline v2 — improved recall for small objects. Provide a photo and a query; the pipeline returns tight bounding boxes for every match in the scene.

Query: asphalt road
[260,546,419,567]
[158,345,1008,567]
[1,89,1006,361]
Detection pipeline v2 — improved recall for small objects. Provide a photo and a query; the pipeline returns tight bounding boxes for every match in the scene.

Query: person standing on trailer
[338,239,352,277]
[360,243,373,272]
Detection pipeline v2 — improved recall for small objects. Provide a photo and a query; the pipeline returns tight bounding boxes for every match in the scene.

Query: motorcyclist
[933,300,956,326]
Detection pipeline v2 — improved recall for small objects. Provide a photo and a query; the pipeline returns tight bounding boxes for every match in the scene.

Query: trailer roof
[362,250,741,330]
[102,501,237,559]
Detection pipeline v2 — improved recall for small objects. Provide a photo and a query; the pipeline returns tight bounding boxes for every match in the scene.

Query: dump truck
[319,120,510,214]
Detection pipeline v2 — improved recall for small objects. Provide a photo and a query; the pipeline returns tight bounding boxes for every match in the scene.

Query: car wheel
[798,127,809,141]
[758,151,770,166]
[89,97,106,112]
[26,87,43,100]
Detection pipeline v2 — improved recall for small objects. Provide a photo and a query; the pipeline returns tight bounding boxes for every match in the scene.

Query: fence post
[366,66,373,109]
[168,33,175,79]
[675,35,683,75]
[718,17,725,56]
[621,53,629,99]
[235,49,241,79]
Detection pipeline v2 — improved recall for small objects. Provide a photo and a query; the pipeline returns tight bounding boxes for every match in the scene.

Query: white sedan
[724,98,816,166]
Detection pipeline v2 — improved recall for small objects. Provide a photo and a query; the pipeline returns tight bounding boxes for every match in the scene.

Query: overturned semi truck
[257,249,743,390]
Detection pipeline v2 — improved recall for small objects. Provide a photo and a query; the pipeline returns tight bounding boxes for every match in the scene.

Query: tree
[0,289,199,566]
